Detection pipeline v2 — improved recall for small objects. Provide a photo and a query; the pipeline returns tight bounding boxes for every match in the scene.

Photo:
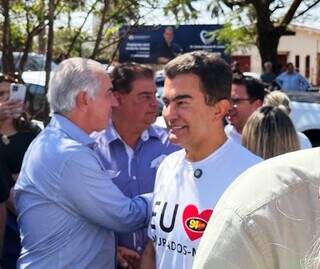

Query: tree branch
[280,0,303,26]
[66,0,99,57]
[293,0,320,19]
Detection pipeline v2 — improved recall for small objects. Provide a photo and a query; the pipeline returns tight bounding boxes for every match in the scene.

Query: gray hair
[47,57,106,113]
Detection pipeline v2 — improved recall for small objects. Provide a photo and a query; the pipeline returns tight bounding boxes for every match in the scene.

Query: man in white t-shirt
[225,75,265,144]
[141,51,262,269]
[226,76,312,149]
[194,148,320,269]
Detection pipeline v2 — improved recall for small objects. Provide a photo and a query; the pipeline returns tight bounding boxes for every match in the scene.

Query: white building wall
[233,25,320,85]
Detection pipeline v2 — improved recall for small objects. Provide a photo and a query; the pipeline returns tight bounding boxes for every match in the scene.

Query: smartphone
[9,83,27,102]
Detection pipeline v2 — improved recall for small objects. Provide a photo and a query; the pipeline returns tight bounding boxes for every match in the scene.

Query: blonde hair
[242,106,300,159]
[263,90,291,115]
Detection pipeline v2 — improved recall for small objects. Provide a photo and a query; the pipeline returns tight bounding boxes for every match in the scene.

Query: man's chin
[168,134,184,146]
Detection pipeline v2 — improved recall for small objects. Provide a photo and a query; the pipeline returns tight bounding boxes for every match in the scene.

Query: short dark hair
[110,63,154,94]
[165,50,232,105]
[232,75,266,102]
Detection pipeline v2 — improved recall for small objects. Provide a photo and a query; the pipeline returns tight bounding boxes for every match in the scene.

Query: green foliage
[215,22,255,54]
[10,23,26,50]
[164,0,199,22]
[53,27,90,58]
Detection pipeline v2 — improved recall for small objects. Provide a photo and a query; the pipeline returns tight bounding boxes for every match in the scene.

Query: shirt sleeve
[299,75,311,91]
[193,209,267,269]
[60,150,150,233]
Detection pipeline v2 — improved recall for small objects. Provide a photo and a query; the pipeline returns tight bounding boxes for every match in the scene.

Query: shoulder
[216,148,320,216]
[36,126,98,164]
[224,139,262,165]
[276,72,287,79]
[297,132,312,149]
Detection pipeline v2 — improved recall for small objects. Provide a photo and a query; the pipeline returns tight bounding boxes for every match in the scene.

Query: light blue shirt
[92,123,179,253]
[276,71,310,92]
[14,114,151,269]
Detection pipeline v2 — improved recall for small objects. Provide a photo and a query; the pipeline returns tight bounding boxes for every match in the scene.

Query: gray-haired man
[14,58,151,268]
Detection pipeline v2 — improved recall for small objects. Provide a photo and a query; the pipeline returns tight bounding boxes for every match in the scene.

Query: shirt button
[132,176,137,180]
[137,246,142,252]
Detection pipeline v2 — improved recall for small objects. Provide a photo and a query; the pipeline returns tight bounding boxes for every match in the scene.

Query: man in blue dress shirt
[92,63,179,268]
[275,62,310,92]
[14,58,151,269]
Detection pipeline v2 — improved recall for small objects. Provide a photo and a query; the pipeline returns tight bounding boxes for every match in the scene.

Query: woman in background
[242,105,300,159]
[263,90,312,149]
[0,74,40,268]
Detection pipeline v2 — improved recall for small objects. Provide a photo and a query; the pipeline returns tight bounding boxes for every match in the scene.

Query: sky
[139,1,320,28]
[69,1,320,32]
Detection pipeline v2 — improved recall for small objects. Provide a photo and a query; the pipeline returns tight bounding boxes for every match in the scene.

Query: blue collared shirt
[14,114,151,269]
[275,71,310,91]
[92,123,179,253]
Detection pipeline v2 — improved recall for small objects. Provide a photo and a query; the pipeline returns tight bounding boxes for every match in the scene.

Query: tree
[1,0,15,74]
[165,0,320,71]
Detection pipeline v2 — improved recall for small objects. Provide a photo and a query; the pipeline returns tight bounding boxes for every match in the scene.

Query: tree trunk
[256,28,281,74]
[1,0,15,75]
[18,36,34,73]
[38,29,46,54]
[38,1,46,54]
[43,0,55,126]
[253,1,281,74]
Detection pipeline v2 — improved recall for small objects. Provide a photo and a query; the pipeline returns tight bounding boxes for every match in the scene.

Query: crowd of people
[0,51,319,269]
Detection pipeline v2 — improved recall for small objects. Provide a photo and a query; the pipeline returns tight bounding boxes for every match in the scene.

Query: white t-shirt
[148,139,261,269]
[297,132,312,149]
[224,124,242,144]
[226,124,312,150]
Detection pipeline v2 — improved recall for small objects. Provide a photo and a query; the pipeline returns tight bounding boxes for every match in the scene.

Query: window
[305,55,310,78]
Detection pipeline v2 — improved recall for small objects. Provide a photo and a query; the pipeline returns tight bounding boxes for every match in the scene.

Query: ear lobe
[213,100,230,120]
[254,99,263,108]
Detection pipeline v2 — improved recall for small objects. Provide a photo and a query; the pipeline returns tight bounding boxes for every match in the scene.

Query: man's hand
[117,246,141,269]
[0,100,23,121]
[140,240,155,269]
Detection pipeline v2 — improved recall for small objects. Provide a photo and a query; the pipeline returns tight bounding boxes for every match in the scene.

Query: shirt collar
[104,122,161,145]
[49,114,95,147]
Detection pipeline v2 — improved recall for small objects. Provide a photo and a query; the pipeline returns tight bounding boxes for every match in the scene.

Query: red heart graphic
[182,204,213,241]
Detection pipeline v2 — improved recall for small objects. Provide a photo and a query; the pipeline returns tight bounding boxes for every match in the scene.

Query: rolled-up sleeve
[60,150,150,233]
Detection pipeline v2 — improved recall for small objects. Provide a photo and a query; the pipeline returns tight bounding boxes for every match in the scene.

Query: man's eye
[177,100,187,106]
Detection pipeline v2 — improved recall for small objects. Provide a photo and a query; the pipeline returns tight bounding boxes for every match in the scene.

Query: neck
[63,111,91,134]
[112,119,146,148]
[186,129,227,162]
[0,119,16,135]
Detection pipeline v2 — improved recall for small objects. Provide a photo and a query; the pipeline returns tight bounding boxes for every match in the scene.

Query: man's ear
[253,99,263,110]
[212,99,230,121]
[112,91,123,105]
[75,91,89,111]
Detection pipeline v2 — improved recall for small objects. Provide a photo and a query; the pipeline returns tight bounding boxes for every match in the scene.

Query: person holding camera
[0,74,40,268]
